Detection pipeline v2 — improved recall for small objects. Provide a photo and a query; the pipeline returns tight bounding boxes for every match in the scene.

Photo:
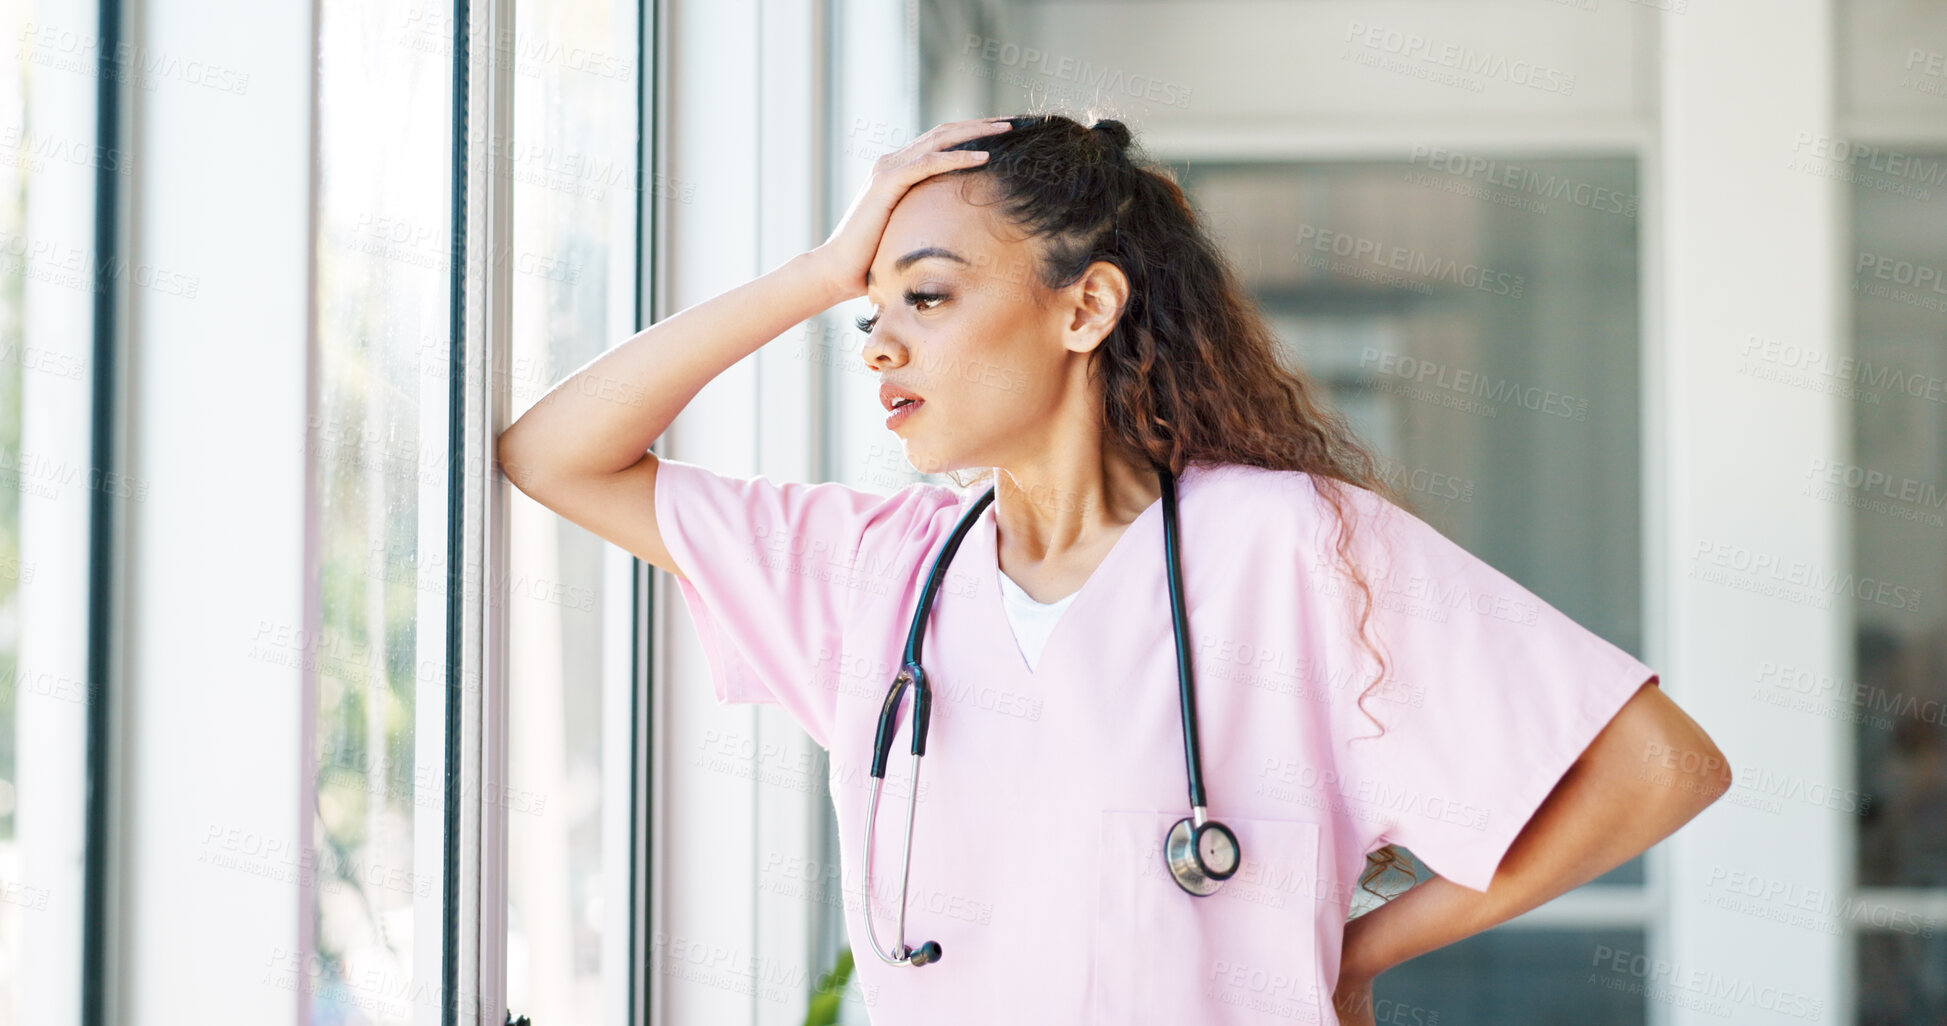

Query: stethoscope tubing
[860,464,1234,969]
[861,746,926,967]
[1160,465,1212,811]
[862,486,992,966]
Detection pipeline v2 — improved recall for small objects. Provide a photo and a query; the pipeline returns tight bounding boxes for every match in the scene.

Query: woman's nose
[861,325,907,372]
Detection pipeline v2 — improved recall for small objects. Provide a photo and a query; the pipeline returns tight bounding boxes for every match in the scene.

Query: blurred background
[2,0,1943,1023]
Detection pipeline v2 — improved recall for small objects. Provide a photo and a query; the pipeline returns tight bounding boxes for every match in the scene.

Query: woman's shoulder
[1189,457,1388,499]
[1201,458,1421,513]
[851,475,985,554]
[1185,459,1412,560]
[1185,458,1375,514]
[655,456,975,558]
[1182,460,1314,546]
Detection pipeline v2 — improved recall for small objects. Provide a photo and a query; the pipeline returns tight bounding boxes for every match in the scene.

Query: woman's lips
[885,398,924,430]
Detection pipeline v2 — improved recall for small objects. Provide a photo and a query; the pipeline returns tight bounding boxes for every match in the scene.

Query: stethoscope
[860,464,1240,969]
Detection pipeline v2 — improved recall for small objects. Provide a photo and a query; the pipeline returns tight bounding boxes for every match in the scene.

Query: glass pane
[1177,158,1647,891]
[502,0,640,1022]
[1178,158,1644,651]
[310,0,451,1021]
[1848,148,1947,892]
[1858,930,1947,1025]
[0,211,18,1025]
[1375,928,1645,1024]
[3,0,96,1020]
[0,7,30,1011]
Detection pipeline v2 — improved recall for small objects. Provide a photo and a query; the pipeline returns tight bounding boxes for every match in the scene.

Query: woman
[497,114,1730,1025]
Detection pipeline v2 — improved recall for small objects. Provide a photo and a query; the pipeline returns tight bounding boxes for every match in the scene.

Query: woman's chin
[898,445,963,479]
[903,450,944,476]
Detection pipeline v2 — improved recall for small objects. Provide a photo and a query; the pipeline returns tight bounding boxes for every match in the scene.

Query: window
[1846,153,1947,1025]
[502,0,643,1021]
[2,0,661,1020]
[1841,3,1947,1019]
[3,1,105,1022]
[308,0,454,1018]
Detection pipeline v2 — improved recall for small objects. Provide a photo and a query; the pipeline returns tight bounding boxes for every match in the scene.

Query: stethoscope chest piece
[1164,810,1240,895]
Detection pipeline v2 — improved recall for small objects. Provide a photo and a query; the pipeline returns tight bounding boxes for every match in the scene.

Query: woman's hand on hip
[806,117,1012,301]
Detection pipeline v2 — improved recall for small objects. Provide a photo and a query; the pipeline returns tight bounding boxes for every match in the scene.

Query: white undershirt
[996,570,1079,672]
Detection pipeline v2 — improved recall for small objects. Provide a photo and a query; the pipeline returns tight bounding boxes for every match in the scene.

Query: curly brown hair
[934,111,1421,901]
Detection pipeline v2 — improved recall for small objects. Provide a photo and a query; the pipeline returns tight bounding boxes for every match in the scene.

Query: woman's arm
[494,251,847,577]
[499,252,845,488]
[494,117,1012,576]
[1332,681,1730,1022]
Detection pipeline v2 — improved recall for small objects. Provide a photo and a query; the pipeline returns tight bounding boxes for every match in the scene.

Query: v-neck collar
[975,467,1193,681]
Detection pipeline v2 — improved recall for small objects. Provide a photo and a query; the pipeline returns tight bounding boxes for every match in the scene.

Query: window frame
[465,0,661,1022]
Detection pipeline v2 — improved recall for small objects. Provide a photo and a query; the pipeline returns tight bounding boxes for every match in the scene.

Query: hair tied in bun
[1090,118,1133,151]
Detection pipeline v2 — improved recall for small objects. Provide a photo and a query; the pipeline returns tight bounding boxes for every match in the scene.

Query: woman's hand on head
[808,117,1012,301]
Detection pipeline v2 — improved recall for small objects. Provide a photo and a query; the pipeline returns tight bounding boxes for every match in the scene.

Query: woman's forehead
[877,176,1030,270]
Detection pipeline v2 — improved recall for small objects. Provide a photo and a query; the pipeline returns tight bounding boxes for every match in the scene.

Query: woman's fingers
[874,118,1011,182]
[912,116,1015,154]
[900,117,1014,163]
[874,146,992,186]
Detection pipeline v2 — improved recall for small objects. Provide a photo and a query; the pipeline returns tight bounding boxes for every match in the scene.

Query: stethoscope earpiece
[862,465,1240,970]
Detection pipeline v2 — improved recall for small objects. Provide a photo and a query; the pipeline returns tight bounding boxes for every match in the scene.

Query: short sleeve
[652,456,954,749]
[1320,484,1659,894]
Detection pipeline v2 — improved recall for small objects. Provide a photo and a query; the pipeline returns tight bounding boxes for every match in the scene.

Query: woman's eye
[855,291,946,334]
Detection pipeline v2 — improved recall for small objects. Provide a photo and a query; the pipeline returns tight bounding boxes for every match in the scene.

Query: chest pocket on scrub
[1090,810,1326,1025]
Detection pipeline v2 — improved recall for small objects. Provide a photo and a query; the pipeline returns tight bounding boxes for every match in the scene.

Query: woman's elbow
[1686,734,1735,810]
[1653,703,1734,815]
[495,424,544,491]
[1618,684,1734,817]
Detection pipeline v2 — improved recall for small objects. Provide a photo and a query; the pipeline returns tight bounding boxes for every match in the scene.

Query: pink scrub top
[653,455,1658,1024]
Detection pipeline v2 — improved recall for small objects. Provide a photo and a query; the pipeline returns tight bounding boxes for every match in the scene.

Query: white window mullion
[1654,3,1849,1023]
[447,0,519,1020]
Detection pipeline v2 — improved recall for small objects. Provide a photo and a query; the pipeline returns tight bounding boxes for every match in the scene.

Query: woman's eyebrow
[866,247,969,287]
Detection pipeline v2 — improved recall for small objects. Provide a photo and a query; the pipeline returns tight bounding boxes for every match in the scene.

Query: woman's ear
[1062,260,1130,354]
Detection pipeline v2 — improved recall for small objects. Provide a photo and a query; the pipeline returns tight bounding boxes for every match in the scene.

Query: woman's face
[859,174,1090,477]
